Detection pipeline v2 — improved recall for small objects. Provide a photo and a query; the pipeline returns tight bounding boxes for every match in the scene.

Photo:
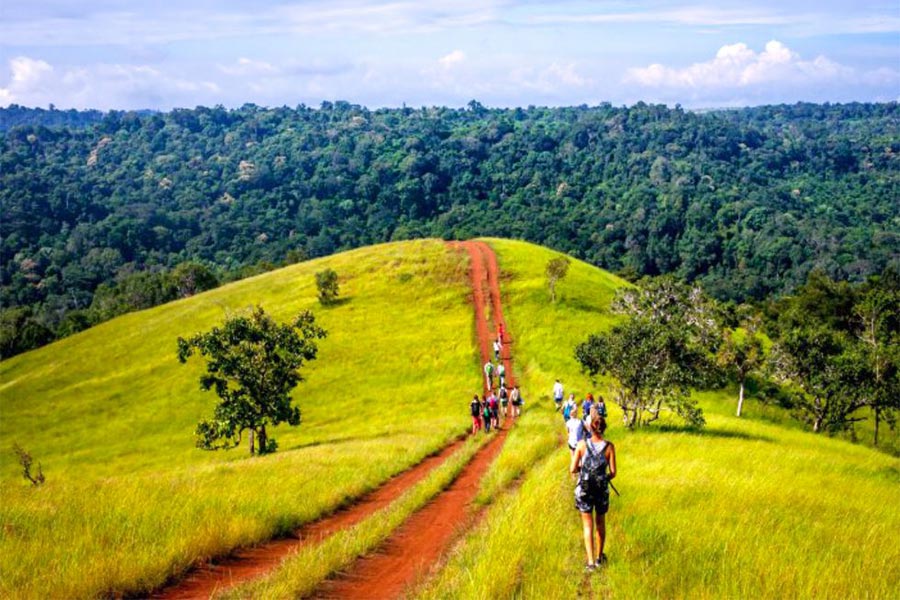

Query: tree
[576,317,708,428]
[771,325,866,434]
[853,279,900,445]
[546,256,570,303]
[170,262,219,298]
[575,278,721,429]
[315,268,340,305]
[770,268,899,437]
[177,306,327,455]
[716,323,766,417]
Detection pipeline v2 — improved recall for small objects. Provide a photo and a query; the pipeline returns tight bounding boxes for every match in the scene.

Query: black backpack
[579,439,609,490]
[470,400,481,417]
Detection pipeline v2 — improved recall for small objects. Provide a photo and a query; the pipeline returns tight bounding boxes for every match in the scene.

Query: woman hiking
[570,415,617,572]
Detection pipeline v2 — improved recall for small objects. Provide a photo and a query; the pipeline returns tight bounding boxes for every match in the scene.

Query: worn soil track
[151,240,515,599]
[151,439,467,599]
[309,241,516,599]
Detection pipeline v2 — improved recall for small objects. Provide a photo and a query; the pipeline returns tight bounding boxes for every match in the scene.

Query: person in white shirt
[553,379,564,411]
[566,411,586,455]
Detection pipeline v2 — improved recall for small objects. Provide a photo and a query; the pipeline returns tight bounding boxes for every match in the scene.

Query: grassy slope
[0,240,479,599]
[417,238,900,600]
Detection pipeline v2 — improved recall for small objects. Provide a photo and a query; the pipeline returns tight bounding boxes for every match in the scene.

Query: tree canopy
[177,306,327,455]
[2,101,898,357]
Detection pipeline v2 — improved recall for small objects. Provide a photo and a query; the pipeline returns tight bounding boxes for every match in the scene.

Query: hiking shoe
[595,554,608,567]
[584,563,596,573]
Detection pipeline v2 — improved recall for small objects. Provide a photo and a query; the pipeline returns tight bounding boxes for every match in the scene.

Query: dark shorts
[574,480,609,515]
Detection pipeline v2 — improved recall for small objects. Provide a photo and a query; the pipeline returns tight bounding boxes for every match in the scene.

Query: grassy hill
[1,238,898,599]
[417,239,900,600]
[0,239,479,599]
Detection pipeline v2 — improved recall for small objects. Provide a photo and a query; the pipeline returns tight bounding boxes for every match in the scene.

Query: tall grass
[0,240,480,599]
[218,434,490,599]
[415,239,900,600]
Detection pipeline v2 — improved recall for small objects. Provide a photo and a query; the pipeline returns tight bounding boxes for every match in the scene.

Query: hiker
[553,379,564,411]
[482,397,492,433]
[488,390,500,430]
[484,361,494,390]
[595,395,608,418]
[497,321,505,344]
[497,362,507,388]
[562,393,577,423]
[582,393,594,420]
[470,394,482,434]
[570,415,617,572]
[511,385,523,417]
[493,338,502,361]
[499,384,509,418]
[566,408,586,456]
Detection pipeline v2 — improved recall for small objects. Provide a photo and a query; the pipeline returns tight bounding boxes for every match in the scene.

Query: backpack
[470,400,481,417]
[579,439,609,491]
[562,403,572,420]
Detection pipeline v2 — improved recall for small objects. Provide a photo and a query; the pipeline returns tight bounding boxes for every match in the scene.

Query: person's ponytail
[590,415,607,436]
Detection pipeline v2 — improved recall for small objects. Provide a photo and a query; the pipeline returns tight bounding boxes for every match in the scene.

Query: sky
[1,1,898,111]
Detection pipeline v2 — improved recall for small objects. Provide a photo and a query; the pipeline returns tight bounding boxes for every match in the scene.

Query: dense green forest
[1,101,898,356]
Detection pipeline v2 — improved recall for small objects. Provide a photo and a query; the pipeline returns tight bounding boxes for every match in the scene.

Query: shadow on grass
[284,429,395,451]
[639,424,775,443]
[320,296,353,308]
[562,297,606,315]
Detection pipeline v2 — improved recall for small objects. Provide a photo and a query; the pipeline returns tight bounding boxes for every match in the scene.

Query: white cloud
[0,57,55,103]
[626,40,856,90]
[511,62,589,93]
[438,50,466,68]
[218,57,279,77]
[0,56,221,109]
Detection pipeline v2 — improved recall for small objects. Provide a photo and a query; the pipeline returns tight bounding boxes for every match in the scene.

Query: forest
[1,101,898,356]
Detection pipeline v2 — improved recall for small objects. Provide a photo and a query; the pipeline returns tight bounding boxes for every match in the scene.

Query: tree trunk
[736,381,745,417]
[258,424,268,454]
[249,429,255,455]
[813,415,823,433]
[874,410,880,446]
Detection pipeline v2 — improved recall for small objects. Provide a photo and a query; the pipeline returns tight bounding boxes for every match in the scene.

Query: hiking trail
[152,240,515,599]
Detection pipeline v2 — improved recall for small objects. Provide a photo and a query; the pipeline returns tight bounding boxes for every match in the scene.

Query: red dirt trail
[309,241,516,599]
[151,240,516,600]
[151,439,466,600]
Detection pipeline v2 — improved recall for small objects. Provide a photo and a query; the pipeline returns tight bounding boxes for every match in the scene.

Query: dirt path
[151,439,467,599]
[309,241,516,599]
[152,240,516,600]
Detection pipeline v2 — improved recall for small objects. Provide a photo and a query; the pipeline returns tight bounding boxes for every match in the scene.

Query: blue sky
[1,1,898,110]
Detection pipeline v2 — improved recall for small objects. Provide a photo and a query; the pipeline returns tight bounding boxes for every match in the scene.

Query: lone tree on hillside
[716,322,766,417]
[575,278,721,428]
[315,268,340,305]
[546,256,570,303]
[177,306,327,455]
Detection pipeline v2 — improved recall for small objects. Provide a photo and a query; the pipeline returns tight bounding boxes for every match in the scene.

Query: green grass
[0,240,480,599]
[4,237,898,599]
[219,433,490,599]
[414,238,900,600]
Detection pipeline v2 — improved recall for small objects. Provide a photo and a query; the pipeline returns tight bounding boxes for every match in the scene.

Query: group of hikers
[556,379,618,572]
[465,323,618,573]
[470,323,522,434]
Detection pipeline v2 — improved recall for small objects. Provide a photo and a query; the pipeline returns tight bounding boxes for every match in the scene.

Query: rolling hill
[1,239,897,599]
